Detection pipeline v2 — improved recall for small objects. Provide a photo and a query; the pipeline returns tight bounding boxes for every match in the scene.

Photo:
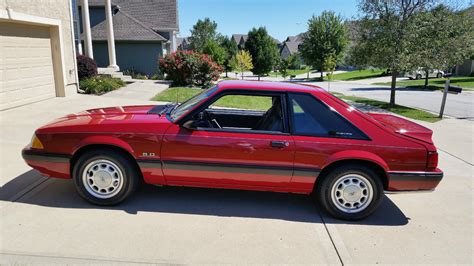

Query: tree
[300,11,348,79]
[245,27,279,80]
[202,39,227,66]
[279,58,291,79]
[230,50,253,80]
[351,0,436,106]
[409,5,474,87]
[220,36,239,77]
[287,54,303,70]
[323,52,337,90]
[189,18,219,52]
[323,52,337,80]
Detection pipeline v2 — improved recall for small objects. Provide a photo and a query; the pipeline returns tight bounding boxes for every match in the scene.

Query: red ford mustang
[22,80,442,220]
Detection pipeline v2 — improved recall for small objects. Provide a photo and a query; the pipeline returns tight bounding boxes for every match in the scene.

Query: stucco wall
[0,0,78,93]
[92,41,163,76]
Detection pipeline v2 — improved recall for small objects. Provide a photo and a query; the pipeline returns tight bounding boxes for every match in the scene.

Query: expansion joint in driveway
[313,199,346,266]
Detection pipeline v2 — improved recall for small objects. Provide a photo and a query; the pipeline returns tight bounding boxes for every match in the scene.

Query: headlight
[30,134,44,149]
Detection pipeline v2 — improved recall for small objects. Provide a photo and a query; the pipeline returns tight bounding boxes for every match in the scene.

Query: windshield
[170,86,218,121]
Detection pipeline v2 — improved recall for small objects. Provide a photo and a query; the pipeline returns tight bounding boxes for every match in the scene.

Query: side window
[289,93,366,139]
[191,93,286,133]
[209,94,272,111]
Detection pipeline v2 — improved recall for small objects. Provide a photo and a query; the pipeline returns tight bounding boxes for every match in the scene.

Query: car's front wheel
[315,164,383,220]
[73,149,139,205]
[436,73,443,78]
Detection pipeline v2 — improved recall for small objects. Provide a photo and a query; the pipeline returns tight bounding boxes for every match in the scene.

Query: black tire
[315,164,383,220]
[436,73,442,78]
[416,74,422,80]
[73,149,140,205]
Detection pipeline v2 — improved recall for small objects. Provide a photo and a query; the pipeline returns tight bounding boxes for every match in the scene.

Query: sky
[178,0,472,42]
[178,0,360,41]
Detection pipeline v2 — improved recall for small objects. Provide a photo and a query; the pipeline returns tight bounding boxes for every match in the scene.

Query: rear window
[289,93,368,139]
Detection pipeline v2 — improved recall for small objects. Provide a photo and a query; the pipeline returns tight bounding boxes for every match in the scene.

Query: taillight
[426,151,438,170]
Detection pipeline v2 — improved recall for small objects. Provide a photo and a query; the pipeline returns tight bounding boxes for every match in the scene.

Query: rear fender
[323,150,389,172]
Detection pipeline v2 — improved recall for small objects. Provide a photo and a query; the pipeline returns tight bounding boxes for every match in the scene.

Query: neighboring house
[455,6,474,76]
[455,58,474,76]
[78,0,179,76]
[176,37,191,50]
[280,33,304,59]
[232,33,280,50]
[0,0,79,111]
[280,41,301,59]
[232,34,248,50]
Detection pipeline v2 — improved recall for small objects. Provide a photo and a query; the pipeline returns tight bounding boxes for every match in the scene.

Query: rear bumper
[386,169,443,192]
[22,148,71,178]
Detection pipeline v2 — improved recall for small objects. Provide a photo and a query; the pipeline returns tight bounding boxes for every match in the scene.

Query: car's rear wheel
[436,73,442,78]
[416,74,422,80]
[315,164,383,220]
[73,149,139,205]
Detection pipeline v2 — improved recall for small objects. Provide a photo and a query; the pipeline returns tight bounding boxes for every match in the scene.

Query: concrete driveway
[0,85,472,264]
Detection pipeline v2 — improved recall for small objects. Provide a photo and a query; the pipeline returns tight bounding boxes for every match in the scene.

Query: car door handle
[270,141,289,148]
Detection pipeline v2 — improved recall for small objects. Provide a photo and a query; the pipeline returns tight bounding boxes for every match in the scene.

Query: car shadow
[1,170,408,226]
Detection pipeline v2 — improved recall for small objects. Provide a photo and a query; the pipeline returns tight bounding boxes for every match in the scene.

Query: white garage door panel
[0,22,56,110]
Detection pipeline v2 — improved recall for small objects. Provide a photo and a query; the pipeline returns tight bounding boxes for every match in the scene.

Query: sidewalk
[102,79,169,100]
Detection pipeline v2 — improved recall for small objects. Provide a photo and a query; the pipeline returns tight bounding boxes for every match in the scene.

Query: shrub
[159,50,222,88]
[123,68,149,79]
[77,55,98,80]
[79,76,125,95]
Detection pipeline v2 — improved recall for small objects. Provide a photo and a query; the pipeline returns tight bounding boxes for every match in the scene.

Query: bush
[79,76,125,95]
[123,68,149,79]
[77,55,98,80]
[159,50,222,88]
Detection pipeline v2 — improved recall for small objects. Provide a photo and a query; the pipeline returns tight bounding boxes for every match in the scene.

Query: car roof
[217,80,325,94]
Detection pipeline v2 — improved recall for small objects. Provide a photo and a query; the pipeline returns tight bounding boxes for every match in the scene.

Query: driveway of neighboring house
[0,80,472,264]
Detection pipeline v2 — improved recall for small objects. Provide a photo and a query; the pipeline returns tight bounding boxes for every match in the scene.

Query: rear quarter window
[289,93,368,139]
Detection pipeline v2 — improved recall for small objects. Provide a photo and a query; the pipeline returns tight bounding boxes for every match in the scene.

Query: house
[455,6,474,76]
[280,41,301,59]
[232,33,280,50]
[280,33,304,59]
[0,0,78,110]
[232,34,248,50]
[176,36,191,50]
[78,0,179,76]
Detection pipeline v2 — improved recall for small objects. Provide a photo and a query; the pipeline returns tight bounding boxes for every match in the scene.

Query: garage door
[0,22,56,110]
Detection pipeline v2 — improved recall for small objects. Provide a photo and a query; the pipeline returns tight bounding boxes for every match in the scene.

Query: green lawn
[332,92,440,122]
[328,69,386,81]
[372,76,474,91]
[152,87,271,110]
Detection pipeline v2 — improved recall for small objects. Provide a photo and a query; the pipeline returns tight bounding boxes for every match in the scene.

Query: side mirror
[181,120,197,130]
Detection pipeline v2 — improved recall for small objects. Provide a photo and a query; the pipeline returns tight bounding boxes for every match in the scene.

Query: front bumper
[22,148,71,178]
[386,169,443,192]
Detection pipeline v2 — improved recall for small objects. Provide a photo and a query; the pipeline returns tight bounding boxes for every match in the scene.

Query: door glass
[209,94,272,111]
[194,93,284,132]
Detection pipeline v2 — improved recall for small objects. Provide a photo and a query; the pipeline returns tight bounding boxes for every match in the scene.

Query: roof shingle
[88,10,166,41]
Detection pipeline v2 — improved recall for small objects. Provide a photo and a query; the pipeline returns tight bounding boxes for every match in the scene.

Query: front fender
[74,135,136,157]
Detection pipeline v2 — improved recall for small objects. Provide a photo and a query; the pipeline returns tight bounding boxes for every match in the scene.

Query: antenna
[176,87,179,104]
